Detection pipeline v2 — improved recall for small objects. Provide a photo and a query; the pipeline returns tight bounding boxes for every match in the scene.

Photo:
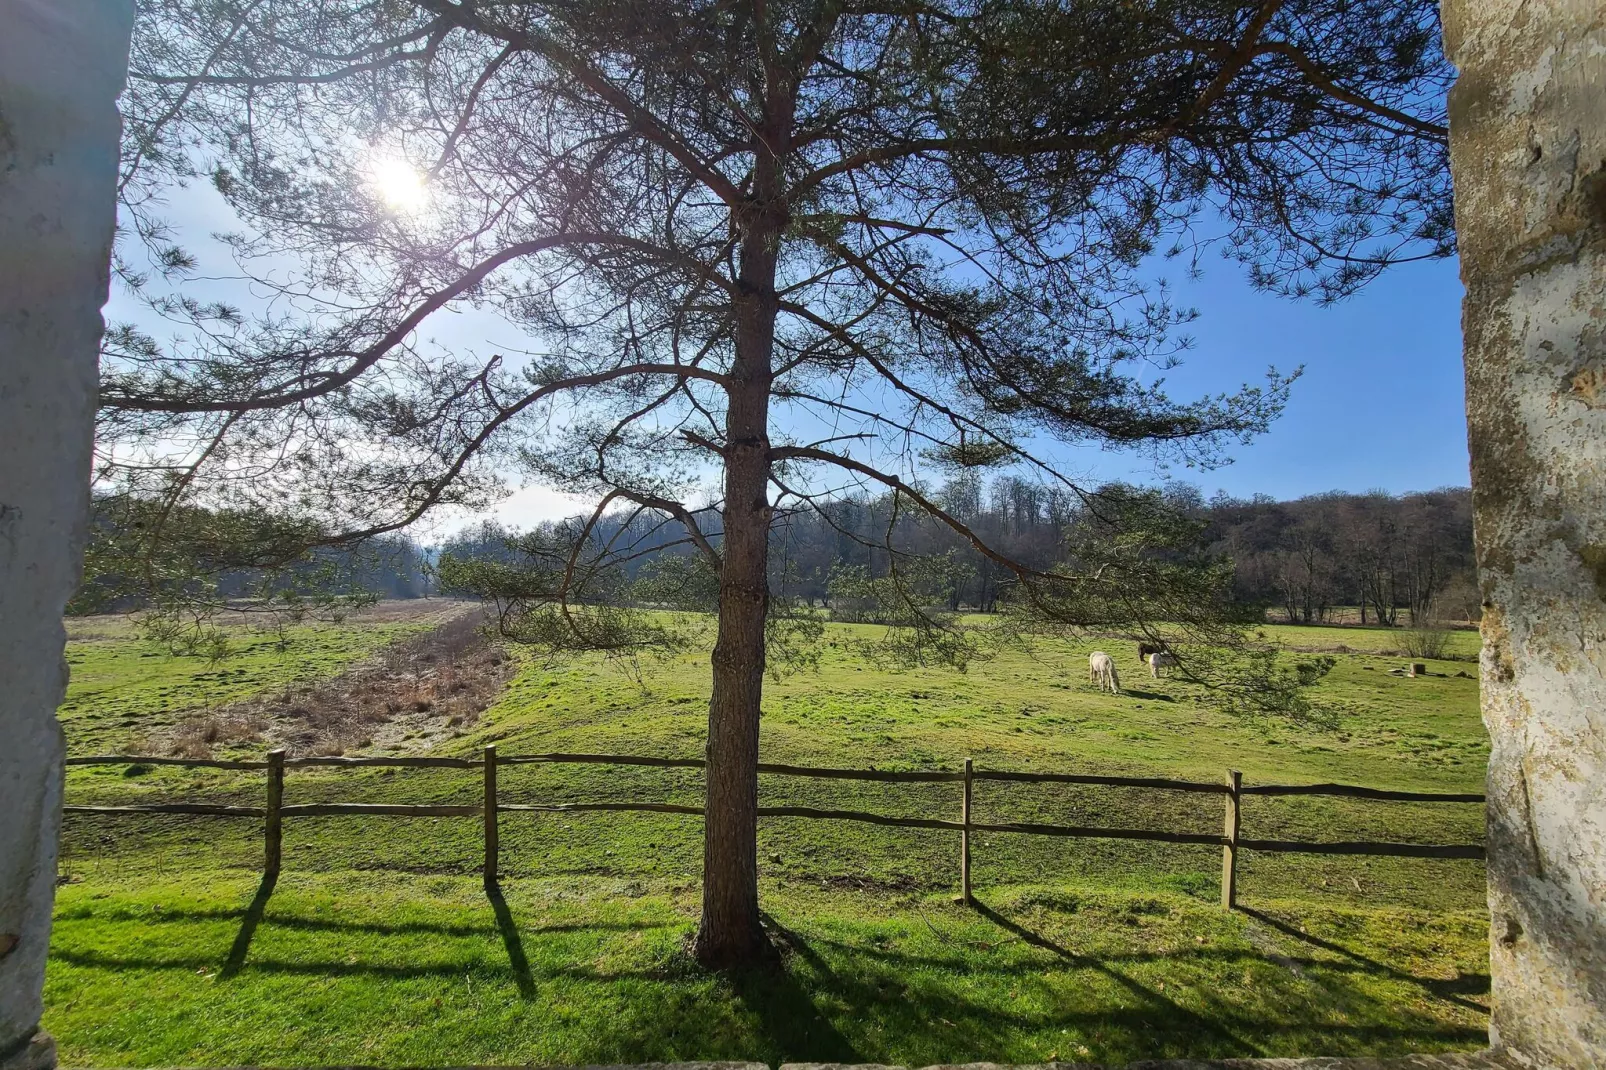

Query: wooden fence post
[483,744,498,882]
[1221,768,1241,909]
[960,757,973,904]
[265,748,285,878]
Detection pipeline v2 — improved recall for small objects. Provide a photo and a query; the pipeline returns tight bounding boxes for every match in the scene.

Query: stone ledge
[779,1054,1515,1070]
[0,1034,57,1070]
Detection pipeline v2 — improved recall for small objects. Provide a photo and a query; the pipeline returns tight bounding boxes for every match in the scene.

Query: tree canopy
[102,0,1452,965]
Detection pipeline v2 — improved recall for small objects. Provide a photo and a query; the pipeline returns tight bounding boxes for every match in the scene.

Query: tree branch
[103,232,734,413]
[769,444,1058,583]
[415,0,749,207]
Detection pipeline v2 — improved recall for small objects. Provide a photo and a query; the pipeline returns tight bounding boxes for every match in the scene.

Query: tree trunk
[693,400,771,967]
[693,170,785,970]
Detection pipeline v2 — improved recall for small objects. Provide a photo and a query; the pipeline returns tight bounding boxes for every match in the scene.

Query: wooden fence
[63,749,1485,908]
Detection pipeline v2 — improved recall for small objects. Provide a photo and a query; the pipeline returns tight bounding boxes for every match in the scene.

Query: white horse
[1088,651,1121,694]
[1148,651,1179,678]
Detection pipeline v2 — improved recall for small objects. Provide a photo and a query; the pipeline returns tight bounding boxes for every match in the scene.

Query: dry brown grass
[151,608,518,758]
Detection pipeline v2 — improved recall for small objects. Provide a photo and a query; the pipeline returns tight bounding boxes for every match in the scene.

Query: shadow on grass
[1116,688,1175,701]
[53,948,678,984]
[146,899,662,939]
[484,877,536,999]
[1238,906,1490,1017]
[55,883,1488,1065]
[752,913,863,1062]
[970,898,1261,1058]
[200,872,624,997]
[219,872,276,979]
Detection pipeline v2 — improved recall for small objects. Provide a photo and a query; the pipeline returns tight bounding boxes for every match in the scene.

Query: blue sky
[109,182,1472,532]
[1087,253,1471,502]
[461,252,1476,528]
[385,250,1477,532]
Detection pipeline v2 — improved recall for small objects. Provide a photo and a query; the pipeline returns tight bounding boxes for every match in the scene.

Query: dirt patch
[153,606,521,759]
[338,599,486,625]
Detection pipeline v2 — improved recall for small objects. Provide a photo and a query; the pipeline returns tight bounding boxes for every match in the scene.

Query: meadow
[47,604,1491,1067]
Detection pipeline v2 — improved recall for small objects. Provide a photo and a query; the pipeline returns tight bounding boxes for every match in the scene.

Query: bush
[1400,624,1452,660]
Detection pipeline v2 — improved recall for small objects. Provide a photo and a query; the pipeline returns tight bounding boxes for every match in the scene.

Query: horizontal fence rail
[63,802,267,817]
[1239,782,1486,803]
[65,754,270,770]
[63,748,1486,907]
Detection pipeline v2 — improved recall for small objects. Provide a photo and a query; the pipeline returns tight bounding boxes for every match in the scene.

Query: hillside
[47,607,1491,1066]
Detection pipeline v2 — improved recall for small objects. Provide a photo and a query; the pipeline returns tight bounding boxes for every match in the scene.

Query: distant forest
[76,484,1473,626]
[70,519,433,614]
[439,481,1477,627]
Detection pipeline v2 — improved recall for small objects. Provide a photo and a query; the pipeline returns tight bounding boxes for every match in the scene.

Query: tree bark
[693,339,773,967]
[693,152,786,970]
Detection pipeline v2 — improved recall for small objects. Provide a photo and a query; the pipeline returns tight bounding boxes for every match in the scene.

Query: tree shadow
[748,912,863,1063]
[1237,906,1490,1017]
[484,876,537,999]
[219,871,276,980]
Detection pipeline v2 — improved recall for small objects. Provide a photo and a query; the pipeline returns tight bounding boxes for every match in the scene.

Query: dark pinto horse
[1137,641,1164,662]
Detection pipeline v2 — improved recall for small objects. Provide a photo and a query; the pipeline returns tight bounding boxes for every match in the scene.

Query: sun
[367,154,428,214]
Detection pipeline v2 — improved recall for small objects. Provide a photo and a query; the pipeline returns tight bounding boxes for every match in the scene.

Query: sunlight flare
[367,153,428,214]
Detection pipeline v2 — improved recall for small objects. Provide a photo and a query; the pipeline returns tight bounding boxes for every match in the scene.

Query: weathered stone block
[1442,0,1606,1066]
[0,1,129,1066]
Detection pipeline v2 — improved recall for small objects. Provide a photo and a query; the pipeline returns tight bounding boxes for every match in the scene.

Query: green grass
[1262,623,1482,661]
[59,616,432,754]
[49,614,1492,1066]
[47,872,1488,1067]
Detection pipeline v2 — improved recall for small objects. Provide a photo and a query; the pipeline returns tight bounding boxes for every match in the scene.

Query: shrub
[1401,624,1452,660]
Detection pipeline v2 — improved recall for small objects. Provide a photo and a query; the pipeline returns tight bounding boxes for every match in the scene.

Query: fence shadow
[213,872,534,997]
[969,898,1262,1058]
[57,877,1490,1064]
[1237,905,1490,1017]
[219,871,277,979]
[484,877,537,999]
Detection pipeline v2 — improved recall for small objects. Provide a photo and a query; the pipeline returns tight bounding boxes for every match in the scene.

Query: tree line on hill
[1201,486,1476,626]
[69,495,433,616]
[437,480,1475,628]
[74,481,1472,629]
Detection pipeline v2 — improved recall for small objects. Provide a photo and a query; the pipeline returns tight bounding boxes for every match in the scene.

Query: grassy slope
[48,616,1492,1066]
[59,615,437,754]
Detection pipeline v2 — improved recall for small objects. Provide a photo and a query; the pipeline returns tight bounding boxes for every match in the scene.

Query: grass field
[47,605,1492,1066]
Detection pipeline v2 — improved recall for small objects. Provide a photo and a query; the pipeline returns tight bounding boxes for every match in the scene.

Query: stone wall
[1441,0,1606,1066]
[0,2,130,1068]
